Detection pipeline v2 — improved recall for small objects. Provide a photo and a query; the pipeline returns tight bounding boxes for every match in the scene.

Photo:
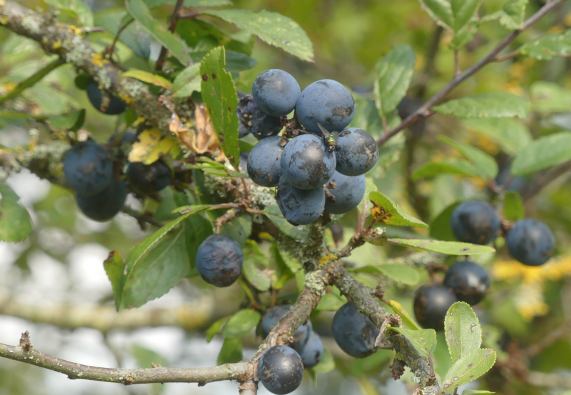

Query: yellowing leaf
[128,129,179,164]
[123,69,172,90]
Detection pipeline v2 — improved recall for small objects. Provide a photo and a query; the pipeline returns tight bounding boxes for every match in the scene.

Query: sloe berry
[506,219,555,266]
[196,235,243,287]
[260,305,311,350]
[247,136,283,187]
[63,140,113,196]
[86,80,126,115]
[332,302,379,358]
[276,179,325,225]
[75,178,127,222]
[325,172,365,214]
[126,160,171,194]
[335,128,379,176]
[253,69,301,117]
[444,261,489,305]
[297,331,323,368]
[257,345,304,394]
[451,201,500,245]
[280,134,335,190]
[413,284,457,331]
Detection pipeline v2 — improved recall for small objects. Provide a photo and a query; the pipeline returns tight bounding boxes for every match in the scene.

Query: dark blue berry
[247,136,283,187]
[75,178,127,222]
[451,201,500,245]
[506,219,555,266]
[332,302,378,358]
[325,172,365,214]
[335,128,379,176]
[252,69,301,117]
[295,79,354,133]
[413,285,457,331]
[196,235,243,287]
[297,331,323,368]
[280,134,335,190]
[277,179,325,226]
[63,140,113,196]
[260,305,311,350]
[126,160,171,194]
[257,345,304,395]
[444,261,489,305]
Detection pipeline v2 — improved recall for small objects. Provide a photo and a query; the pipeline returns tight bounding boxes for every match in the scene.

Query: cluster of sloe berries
[241,69,379,225]
[451,200,555,266]
[256,305,324,394]
[62,139,172,222]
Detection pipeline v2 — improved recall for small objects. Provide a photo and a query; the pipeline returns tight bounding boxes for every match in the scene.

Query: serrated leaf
[217,337,243,364]
[439,136,498,180]
[419,0,482,33]
[203,9,313,62]
[0,183,32,242]
[223,309,261,337]
[434,93,529,119]
[442,348,496,392]
[172,63,201,98]
[374,45,416,116]
[520,30,571,61]
[126,0,191,65]
[103,251,125,311]
[377,264,420,285]
[499,0,528,29]
[412,160,480,180]
[464,118,531,155]
[390,327,437,358]
[369,191,427,228]
[120,206,211,309]
[388,238,495,255]
[445,302,482,363]
[123,69,172,90]
[511,132,571,176]
[200,47,240,168]
[503,191,524,221]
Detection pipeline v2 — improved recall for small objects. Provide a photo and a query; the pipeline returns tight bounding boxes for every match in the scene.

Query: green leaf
[203,9,314,62]
[103,251,126,311]
[530,81,571,113]
[520,30,571,61]
[388,238,495,255]
[217,337,243,364]
[120,206,210,308]
[145,0,232,7]
[442,348,496,392]
[376,264,420,285]
[200,47,240,168]
[503,191,525,221]
[511,132,571,176]
[242,240,272,291]
[223,309,261,338]
[220,215,252,246]
[434,93,529,119]
[464,118,531,155]
[126,0,191,65]
[45,0,93,26]
[374,45,416,116]
[0,183,33,242]
[429,202,461,241]
[464,391,495,395]
[390,327,437,358]
[184,213,213,276]
[499,0,528,30]
[316,292,346,312]
[46,109,86,132]
[131,344,167,367]
[419,0,482,33]
[369,191,427,228]
[206,317,228,342]
[412,160,480,180]
[439,136,498,180]
[387,299,421,330]
[172,63,201,98]
[444,302,482,363]
[123,69,172,90]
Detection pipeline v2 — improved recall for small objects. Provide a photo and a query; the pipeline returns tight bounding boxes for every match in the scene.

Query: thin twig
[377,0,562,147]
[155,0,185,70]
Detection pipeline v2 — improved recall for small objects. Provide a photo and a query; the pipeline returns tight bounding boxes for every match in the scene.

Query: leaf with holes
[200,47,240,168]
